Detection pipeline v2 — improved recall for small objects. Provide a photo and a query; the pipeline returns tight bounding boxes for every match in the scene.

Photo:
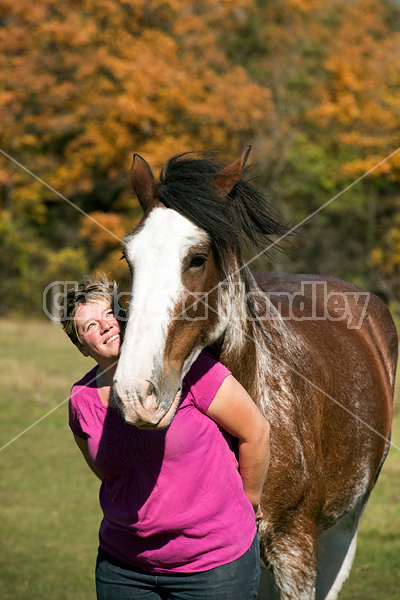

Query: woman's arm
[206,375,270,510]
[73,434,103,481]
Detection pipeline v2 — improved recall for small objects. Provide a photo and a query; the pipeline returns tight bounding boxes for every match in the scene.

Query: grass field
[1,319,399,600]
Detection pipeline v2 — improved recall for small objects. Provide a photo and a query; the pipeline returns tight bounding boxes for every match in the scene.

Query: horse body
[211,269,396,599]
[113,149,397,599]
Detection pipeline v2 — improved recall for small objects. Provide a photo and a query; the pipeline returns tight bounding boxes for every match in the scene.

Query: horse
[113,147,398,600]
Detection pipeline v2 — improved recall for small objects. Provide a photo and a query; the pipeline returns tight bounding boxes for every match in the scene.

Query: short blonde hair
[60,275,120,345]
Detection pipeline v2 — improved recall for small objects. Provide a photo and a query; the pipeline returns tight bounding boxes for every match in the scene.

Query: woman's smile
[104,333,119,345]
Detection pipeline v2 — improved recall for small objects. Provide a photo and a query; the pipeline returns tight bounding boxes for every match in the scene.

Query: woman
[62,275,270,600]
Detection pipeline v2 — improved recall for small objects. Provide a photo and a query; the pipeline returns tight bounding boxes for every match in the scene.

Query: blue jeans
[95,534,260,599]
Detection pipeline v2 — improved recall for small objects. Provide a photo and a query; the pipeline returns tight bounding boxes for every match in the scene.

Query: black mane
[157,152,290,271]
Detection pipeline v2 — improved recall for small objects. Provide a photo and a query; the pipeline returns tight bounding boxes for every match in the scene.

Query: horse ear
[211,146,251,198]
[130,154,158,211]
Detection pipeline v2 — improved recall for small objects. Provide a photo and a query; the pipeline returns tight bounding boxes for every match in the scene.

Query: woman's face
[75,300,121,362]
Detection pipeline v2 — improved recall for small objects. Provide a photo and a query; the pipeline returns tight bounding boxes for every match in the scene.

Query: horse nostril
[146,381,158,398]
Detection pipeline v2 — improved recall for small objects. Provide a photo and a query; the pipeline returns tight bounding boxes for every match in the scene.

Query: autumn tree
[307,0,400,301]
[1,0,399,315]
[225,0,400,308]
[0,0,273,314]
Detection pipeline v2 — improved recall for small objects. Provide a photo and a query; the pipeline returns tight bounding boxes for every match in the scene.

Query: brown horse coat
[114,150,398,600]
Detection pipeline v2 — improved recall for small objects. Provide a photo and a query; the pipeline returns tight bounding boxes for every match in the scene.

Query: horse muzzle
[113,380,181,429]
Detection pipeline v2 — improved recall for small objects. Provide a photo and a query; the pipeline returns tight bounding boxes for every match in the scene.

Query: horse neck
[218,266,294,413]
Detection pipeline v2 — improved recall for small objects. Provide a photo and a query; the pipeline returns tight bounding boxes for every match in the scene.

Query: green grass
[1,319,399,599]
[1,319,101,600]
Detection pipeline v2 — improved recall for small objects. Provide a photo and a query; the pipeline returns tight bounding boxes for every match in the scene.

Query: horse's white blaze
[115,208,209,405]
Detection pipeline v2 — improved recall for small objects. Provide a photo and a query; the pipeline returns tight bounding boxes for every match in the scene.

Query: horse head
[113,149,252,427]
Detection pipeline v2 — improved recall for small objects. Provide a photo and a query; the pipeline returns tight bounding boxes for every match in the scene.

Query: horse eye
[119,254,126,262]
[189,255,207,268]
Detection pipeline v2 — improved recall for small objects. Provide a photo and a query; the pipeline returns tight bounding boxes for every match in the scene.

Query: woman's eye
[87,323,95,330]
[189,256,207,268]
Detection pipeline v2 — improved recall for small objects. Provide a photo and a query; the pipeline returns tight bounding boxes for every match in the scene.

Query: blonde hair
[60,275,120,345]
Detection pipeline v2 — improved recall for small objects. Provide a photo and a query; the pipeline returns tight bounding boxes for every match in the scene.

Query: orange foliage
[1,0,400,314]
[370,209,400,310]
[79,212,138,253]
[309,0,400,181]
[0,0,271,208]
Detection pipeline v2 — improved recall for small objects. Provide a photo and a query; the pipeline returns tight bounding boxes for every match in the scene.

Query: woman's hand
[206,375,270,511]
[254,504,264,527]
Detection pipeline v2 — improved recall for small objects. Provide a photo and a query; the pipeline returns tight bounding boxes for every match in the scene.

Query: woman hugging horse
[61,275,270,600]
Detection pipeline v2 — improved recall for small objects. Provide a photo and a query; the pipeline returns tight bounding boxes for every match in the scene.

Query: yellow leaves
[0,90,15,109]
[44,247,88,282]
[0,0,399,315]
[339,150,400,183]
[79,212,138,253]
[173,13,205,37]
[0,168,11,186]
[79,213,123,253]
[339,133,399,150]
[0,0,269,192]
[340,155,393,180]
[11,182,48,223]
[92,248,131,291]
[307,0,400,183]
[171,0,254,35]
[141,134,194,171]
[370,247,384,267]
[287,0,322,11]
[371,213,400,276]
[184,66,272,136]
[78,211,139,291]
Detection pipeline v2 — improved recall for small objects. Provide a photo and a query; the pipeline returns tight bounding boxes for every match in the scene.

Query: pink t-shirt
[69,350,256,573]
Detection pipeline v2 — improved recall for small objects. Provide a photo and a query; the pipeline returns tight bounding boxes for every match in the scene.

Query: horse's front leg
[258,518,318,600]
